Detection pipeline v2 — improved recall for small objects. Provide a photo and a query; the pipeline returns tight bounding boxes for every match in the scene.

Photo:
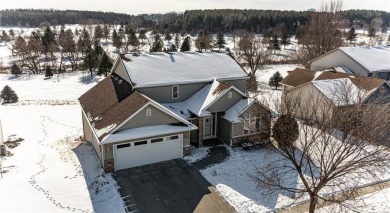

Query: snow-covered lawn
[0,74,124,213]
[197,146,301,212]
[0,72,101,102]
[256,64,302,86]
[190,143,390,213]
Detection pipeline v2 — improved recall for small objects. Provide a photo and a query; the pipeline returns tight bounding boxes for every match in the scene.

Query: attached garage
[114,134,183,171]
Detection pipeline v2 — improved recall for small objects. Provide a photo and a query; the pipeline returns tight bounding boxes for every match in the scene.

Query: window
[167,135,179,140]
[146,108,152,117]
[228,91,233,99]
[134,141,147,146]
[117,143,130,149]
[172,85,179,99]
[151,138,164,143]
[243,114,261,135]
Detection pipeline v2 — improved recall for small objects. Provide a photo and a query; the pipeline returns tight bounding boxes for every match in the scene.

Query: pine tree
[103,25,110,42]
[10,63,22,77]
[139,29,147,44]
[151,34,164,52]
[368,27,376,39]
[1,85,18,103]
[269,71,283,89]
[271,35,281,51]
[215,32,226,51]
[164,31,172,41]
[346,27,357,43]
[9,29,15,39]
[97,52,113,77]
[180,36,191,52]
[1,31,10,44]
[112,29,123,51]
[94,25,103,43]
[45,66,53,78]
[174,34,180,51]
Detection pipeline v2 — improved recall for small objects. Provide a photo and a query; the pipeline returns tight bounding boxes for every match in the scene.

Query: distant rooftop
[121,52,248,87]
[339,46,390,73]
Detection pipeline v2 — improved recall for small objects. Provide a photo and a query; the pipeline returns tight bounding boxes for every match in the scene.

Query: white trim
[108,103,151,134]
[132,77,250,89]
[105,100,196,143]
[172,85,179,99]
[142,95,194,126]
[81,109,100,143]
[204,86,246,111]
[146,108,152,117]
[203,115,217,139]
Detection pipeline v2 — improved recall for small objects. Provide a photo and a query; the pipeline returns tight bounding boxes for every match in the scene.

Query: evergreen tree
[112,29,123,51]
[346,27,358,43]
[269,71,283,89]
[215,32,226,51]
[1,31,11,44]
[41,27,57,54]
[139,29,147,44]
[97,52,113,77]
[77,28,92,55]
[11,63,22,77]
[164,31,172,41]
[368,27,376,39]
[9,29,15,39]
[103,25,110,42]
[45,66,53,78]
[271,35,281,51]
[174,34,180,51]
[94,25,103,43]
[1,85,18,103]
[180,36,191,52]
[151,34,164,52]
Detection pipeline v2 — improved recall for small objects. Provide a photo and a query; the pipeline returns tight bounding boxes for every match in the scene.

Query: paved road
[115,159,234,213]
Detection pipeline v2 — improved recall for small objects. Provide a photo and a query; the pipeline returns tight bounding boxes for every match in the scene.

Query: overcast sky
[1,0,389,14]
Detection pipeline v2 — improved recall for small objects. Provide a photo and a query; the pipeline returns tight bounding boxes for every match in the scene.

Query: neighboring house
[79,52,271,172]
[309,46,390,80]
[281,69,390,122]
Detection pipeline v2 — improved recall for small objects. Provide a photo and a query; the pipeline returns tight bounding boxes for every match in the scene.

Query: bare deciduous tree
[296,0,344,65]
[237,32,271,92]
[252,79,390,213]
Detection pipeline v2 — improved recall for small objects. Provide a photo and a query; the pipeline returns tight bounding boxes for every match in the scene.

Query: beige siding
[118,105,181,131]
[113,61,132,83]
[82,112,102,162]
[136,82,207,103]
[285,83,334,122]
[207,89,243,113]
[310,50,369,76]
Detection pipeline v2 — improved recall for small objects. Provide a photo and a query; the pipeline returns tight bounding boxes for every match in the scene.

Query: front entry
[203,114,216,139]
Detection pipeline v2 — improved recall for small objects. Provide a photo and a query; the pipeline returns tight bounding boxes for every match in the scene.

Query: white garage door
[114,134,183,171]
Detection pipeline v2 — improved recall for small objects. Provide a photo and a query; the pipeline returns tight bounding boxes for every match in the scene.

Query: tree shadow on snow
[79,74,100,85]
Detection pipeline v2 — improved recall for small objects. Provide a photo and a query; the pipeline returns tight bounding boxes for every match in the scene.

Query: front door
[203,115,216,139]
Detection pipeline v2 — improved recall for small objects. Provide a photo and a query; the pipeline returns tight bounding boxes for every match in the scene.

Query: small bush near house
[269,71,283,89]
[1,85,19,103]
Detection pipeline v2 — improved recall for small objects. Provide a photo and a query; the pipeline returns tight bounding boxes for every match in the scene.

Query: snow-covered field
[0,73,125,213]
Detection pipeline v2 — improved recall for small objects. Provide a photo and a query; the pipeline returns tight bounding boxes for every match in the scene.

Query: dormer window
[228,91,233,99]
[146,108,152,117]
[172,85,179,99]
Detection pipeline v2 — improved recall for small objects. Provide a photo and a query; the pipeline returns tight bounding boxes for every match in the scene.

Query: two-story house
[79,52,271,172]
[309,46,390,80]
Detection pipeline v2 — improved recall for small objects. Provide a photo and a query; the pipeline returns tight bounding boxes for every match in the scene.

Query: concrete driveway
[115,159,234,213]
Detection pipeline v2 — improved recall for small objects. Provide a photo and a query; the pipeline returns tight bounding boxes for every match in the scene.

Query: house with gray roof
[79,52,271,172]
[309,46,390,80]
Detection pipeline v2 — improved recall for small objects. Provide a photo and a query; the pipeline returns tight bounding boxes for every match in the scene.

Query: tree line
[1,9,389,35]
